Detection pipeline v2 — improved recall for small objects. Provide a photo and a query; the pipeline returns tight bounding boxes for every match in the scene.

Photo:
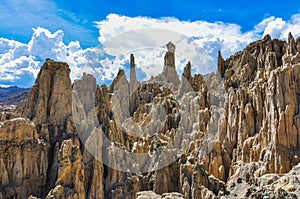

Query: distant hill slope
[0,86,30,105]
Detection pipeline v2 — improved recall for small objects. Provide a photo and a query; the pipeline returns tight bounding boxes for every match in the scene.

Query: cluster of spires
[129,41,182,93]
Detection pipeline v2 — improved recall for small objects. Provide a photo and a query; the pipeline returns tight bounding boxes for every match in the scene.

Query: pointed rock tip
[117,69,125,77]
[166,41,176,52]
[288,32,295,41]
[218,51,223,58]
[42,58,70,71]
[263,34,271,41]
[130,54,135,69]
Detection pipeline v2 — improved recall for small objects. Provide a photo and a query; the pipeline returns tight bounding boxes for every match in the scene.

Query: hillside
[0,86,30,106]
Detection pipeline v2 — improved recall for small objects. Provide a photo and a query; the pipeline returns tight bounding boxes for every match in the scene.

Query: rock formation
[0,33,299,199]
[217,51,225,77]
[0,117,48,198]
[164,42,176,70]
[130,54,140,94]
[17,58,74,134]
[45,139,85,199]
[162,42,180,88]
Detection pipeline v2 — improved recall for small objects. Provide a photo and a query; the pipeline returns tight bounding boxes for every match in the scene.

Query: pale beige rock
[1,33,300,199]
[47,139,85,199]
[18,59,73,133]
[136,191,162,199]
[0,117,48,198]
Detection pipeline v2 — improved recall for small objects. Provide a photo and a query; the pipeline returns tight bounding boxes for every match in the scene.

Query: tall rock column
[287,32,297,55]
[130,54,140,94]
[163,42,180,88]
[217,51,225,77]
[17,58,74,140]
[164,42,176,71]
[16,58,75,197]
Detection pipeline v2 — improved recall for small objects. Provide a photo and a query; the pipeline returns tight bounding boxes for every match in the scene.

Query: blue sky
[1,0,299,48]
[0,0,300,87]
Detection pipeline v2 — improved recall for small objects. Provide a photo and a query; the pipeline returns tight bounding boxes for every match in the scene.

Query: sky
[0,0,300,87]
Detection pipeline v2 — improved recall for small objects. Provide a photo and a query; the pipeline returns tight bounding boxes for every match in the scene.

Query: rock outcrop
[162,42,180,88]
[130,54,140,95]
[46,139,85,199]
[0,117,48,198]
[0,33,299,199]
[219,33,300,176]
[18,59,72,126]
[227,162,300,198]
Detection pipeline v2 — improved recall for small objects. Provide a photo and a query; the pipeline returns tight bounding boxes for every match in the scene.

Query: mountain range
[0,86,30,106]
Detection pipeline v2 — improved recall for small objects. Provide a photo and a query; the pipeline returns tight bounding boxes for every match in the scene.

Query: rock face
[227,161,300,198]
[46,139,85,199]
[18,59,72,125]
[15,58,77,198]
[217,51,225,77]
[0,33,299,199]
[0,117,48,198]
[219,33,300,177]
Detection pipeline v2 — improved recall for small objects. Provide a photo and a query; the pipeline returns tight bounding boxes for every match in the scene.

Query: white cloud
[0,38,40,84]
[28,27,65,59]
[0,27,109,87]
[96,14,257,59]
[94,12,300,81]
[257,14,300,39]
[263,18,287,38]
[1,12,300,87]
[94,14,260,80]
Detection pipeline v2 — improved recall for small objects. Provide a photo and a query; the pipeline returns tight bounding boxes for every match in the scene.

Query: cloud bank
[1,12,300,87]
[0,27,117,87]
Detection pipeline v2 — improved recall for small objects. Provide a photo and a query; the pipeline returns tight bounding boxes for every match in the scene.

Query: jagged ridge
[0,35,298,199]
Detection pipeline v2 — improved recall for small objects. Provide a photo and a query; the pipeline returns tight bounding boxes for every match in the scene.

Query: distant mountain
[0,86,30,105]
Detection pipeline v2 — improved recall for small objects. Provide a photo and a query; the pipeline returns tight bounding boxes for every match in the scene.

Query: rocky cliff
[0,33,299,199]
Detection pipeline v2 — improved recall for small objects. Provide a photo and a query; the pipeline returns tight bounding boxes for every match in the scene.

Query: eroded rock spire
[162,41,180,88]
[217,51,225,77]
[164,41,176,70]
[130,54,140,94]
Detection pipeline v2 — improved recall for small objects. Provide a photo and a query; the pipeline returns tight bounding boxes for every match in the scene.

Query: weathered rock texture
[162,42,180,88]
[0,117,48,198]
[17,58,73,133]
[0,34,299,199]
[219,33,300,177]
[130,54,140,95]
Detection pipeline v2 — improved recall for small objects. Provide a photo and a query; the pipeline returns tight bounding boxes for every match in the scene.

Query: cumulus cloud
[95,14,260,79]
[94,12,300,81]
[95,14,261,57]
[0,27,113,87]
[259,14,300,39]
[1,12,300,87]
[0,37,40,86]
